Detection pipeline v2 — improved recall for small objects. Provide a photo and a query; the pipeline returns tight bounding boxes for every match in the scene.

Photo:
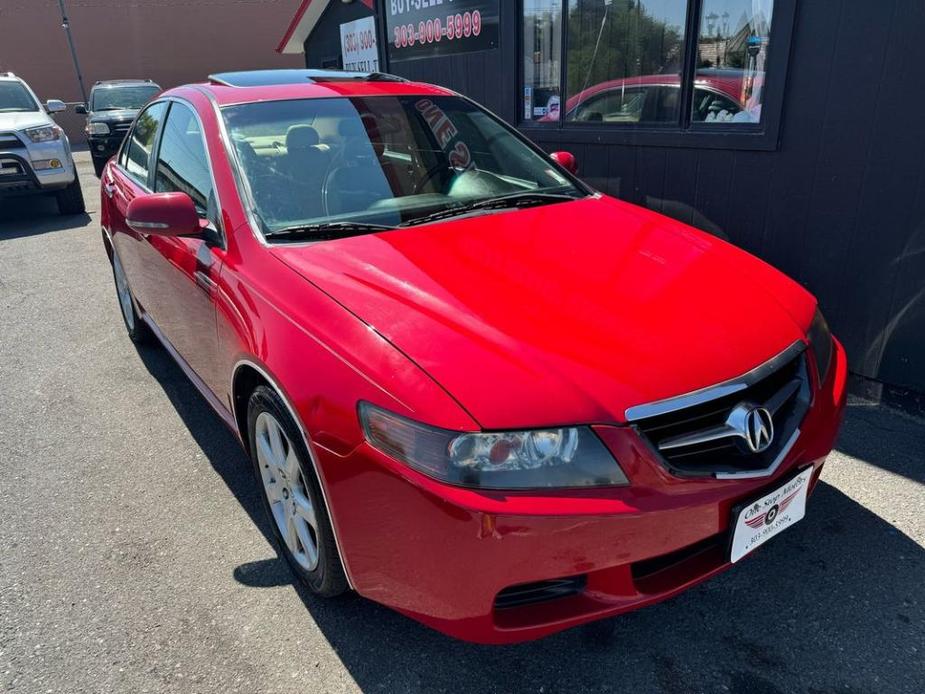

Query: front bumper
[88,134,126,161]
[0,137,76,197]
[317,339,848,644]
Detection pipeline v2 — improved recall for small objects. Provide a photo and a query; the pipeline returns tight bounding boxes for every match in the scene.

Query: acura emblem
[743,407,774,453]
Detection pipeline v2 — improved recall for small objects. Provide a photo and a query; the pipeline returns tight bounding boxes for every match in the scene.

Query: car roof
[165,69,455,107]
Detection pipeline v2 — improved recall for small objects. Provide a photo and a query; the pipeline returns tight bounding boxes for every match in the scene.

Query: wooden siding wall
[306,1,925,393]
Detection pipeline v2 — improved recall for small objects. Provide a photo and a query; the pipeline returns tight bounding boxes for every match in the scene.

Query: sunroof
[208,69,406,87]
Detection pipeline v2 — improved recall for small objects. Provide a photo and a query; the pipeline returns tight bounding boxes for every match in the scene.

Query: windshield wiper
[264,221,396,242]
[400,192,580,228]
[469,191,580,210]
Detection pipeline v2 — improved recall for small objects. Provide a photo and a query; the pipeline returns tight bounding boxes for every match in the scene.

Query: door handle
[103,181,115,198]
[194,270,216,294]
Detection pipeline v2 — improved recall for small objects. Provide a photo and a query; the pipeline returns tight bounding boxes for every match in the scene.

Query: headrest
[286,125,320,151]
[337,118,367,138]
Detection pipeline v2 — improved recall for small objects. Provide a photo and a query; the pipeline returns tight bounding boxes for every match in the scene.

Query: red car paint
[100,76,847,644]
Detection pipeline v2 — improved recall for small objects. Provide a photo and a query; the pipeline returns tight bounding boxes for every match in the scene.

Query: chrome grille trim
[625,340,807,422]
[715,428,800,479]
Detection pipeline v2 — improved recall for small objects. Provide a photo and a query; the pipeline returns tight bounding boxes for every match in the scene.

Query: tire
[247,385,348,598]
[55,178,86,215]
[92,157,106,178]
[111,249,151,344]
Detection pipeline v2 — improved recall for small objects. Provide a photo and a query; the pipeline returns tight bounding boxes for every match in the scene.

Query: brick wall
[0,0,302,142]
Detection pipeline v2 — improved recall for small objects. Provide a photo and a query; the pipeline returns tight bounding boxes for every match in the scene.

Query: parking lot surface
[1,152,923,693]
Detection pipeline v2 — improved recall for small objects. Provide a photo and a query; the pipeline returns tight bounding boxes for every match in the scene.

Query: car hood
[89,108,138,124]
[271,196,816,429]
[0,111,51,133]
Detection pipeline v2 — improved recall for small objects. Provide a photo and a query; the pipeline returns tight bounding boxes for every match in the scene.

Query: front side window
[90,85,160,112]
[154,103,213,214]
[222,95,584,235]
[523,0,776,130]
[124,102,167,185]
[0,81,39,113]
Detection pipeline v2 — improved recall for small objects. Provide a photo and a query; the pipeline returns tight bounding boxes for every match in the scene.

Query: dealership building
[279,0,925,405]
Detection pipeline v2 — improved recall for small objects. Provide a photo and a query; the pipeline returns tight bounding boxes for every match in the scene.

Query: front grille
[494,575,586,609]
[0,133,25,150]
[112,122,132,135]
[632,345,811,477]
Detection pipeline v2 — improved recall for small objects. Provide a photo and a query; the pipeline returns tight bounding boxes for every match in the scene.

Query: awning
[277,0,375,54]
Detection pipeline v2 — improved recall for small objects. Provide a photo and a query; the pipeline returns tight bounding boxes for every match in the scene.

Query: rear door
[105,100,168,312]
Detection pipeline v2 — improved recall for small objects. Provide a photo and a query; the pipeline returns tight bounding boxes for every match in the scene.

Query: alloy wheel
[255,411,319,571]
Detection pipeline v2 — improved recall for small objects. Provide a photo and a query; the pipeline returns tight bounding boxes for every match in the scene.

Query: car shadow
[133,344,924,692]
[0,194,92,239]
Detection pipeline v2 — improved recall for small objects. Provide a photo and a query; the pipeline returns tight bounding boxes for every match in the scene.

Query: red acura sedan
[99,69,847,644]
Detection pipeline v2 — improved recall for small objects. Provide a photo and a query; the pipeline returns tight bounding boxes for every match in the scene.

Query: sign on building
[385,0,499,62]
[340,16,379,72]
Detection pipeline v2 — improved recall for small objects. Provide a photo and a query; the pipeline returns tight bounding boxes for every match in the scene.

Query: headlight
[24,125,62,143]
[359,402,628,489]
[87,122,111,136]
[807,308,833,384]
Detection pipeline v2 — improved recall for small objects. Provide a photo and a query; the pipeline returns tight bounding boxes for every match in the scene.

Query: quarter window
[124,102,167,185]
[154,103,213,215]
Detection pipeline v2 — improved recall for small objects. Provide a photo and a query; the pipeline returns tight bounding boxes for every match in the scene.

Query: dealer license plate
[729,467,814,563]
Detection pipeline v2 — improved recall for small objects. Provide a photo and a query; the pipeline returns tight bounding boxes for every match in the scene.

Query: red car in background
[99,69,846,644]
[539,68,763,123]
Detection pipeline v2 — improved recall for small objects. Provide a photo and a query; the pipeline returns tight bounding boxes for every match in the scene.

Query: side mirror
[126,192,200,237]
[45,99,67,114]
[550,151,578,175]
[75,104,88,115]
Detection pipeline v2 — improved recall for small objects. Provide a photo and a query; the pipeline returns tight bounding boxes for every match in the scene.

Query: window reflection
[694,0,773,124]
[523,0,563,122]
[565,0,688,124]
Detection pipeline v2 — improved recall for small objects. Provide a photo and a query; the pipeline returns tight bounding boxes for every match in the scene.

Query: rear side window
[124,102,167,185]
[154,103,213,215]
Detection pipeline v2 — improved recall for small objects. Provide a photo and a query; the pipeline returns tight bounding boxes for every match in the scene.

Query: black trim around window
[518,0,796,152]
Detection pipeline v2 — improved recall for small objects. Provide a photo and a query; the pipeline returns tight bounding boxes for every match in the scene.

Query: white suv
[0,73,84,215]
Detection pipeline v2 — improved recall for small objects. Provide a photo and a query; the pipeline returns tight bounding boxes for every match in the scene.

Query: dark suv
[77,79,161,177]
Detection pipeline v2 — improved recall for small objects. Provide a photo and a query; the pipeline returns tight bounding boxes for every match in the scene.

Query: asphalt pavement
[0,152,923,693]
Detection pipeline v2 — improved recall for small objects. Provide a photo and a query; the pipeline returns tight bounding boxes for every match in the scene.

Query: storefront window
[521,0,785,138]
[565,0,687,124]
[523,1,563,122]
[693,0,773,124]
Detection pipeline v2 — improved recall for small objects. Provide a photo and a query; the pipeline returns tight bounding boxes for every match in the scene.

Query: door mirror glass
[45,99,67,114]
[550,151,578,175]
[126,192,201,237]
[75,104,88,115]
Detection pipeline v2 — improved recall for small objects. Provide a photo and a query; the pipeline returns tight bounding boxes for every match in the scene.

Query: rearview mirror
[550,151,578,175]
[45,99,67,114]
[126,192,200,237]
[75,104,87,115]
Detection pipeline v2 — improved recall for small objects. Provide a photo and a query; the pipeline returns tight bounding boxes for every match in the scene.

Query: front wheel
[247,386,348,597]
[55,178,86,215]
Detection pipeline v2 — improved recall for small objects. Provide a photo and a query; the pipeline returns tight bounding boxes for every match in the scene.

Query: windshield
[0,81,39,113]
[222,95,585,234]
[90,85,159,111]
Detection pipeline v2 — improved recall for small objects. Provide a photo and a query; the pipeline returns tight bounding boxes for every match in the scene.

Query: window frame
[518,0,795,151]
